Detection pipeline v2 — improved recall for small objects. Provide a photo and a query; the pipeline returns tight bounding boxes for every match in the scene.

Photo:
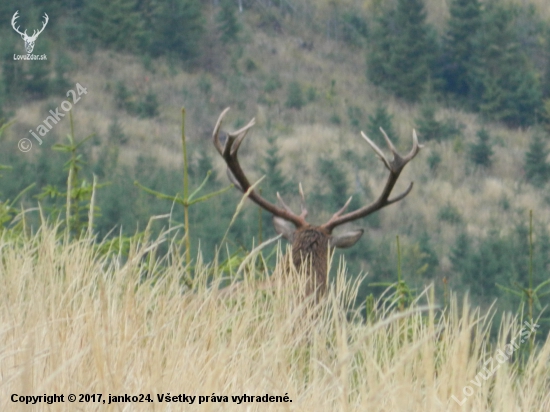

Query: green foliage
[427,150,441,172]
[347,105,362,130]
[437,203,462,224]
[366,105,398,146]
[524,132,550,187]
[114,82,159,118]
[306,86,317,102]
[311,156,361,218]
[2,55,23,102]
[25,60,51,98]
[50,53,73,95]
[108,118,128,146]
[148,0,205,62]
[37,113,102,235]
[329,113,341,125]
[468,128,493,168]
[83,0,144,52]
[285,81,305,110]
[217,0,241,44]
[367,0,437,102]
[415,102,464,142]
[471,3,542,126]
[138,90,160,118]
[441,0,481,100]
[264,74,282,93]
[198,75,212,95]
[341,10,369,47]
[261,133,291,199]
[418,231,439,278]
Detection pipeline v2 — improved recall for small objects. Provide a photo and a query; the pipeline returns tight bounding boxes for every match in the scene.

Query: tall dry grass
[0,225,549,411]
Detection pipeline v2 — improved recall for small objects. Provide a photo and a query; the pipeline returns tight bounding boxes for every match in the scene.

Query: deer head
[11,11,49,54]
[213,108,422,298]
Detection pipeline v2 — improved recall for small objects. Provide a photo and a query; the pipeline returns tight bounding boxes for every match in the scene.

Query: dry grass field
[1,225,549,411]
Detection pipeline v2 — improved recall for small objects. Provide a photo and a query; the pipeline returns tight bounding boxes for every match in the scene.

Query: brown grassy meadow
[0,225,549,411]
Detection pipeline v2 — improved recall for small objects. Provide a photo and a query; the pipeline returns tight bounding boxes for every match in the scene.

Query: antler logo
[11,10,49,54]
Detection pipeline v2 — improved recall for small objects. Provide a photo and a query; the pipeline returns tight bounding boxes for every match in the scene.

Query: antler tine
[212,107,256,157]
[332,196,353,219]
[321,129,422,232]
[379,127,398,155]
[402,130,423,163]
[11,11,25,36]
[229,117,256,156]
[212,107,231,155]
[31,12,48,38]
[360,131,391,170]
[213,108,308,228]
[298,183,308,219]
[277,192,294,214]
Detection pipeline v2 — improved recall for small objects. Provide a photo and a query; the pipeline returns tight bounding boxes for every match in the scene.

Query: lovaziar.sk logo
[11,10,48,60]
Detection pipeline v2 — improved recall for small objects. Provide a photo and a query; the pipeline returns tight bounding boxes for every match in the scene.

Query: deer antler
[213,108,308,228]
[11,11,25,36]
[11,11,48,39]
[321,128,422,232]
[30,13,49,40]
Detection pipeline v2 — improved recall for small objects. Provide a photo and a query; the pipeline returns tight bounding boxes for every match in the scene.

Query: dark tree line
[367,0,546,128]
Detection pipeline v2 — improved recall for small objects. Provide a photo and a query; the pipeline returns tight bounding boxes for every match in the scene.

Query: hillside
[1,0,550,317]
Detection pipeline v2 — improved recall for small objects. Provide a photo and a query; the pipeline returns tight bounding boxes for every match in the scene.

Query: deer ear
[273,216,296,241]
[329,229,364,249]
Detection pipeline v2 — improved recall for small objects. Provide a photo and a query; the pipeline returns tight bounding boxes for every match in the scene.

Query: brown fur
[290,227,330,299]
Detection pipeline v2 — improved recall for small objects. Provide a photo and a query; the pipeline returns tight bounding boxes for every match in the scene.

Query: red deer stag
[213,107,422,299]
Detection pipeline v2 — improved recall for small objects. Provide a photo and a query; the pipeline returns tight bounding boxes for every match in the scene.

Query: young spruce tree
[368,0,436,102]
[524,132,550,187]
[468,128,493,168]
[441,0,481,101]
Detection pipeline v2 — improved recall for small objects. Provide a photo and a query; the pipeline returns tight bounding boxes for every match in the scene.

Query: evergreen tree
[441,0,481,100]
[254,132,292,240]
[418,231,439,278]
[366,105,398,146]
[108,118,128,145]
[261,134,291,198]
[217,0,241,44]
[415,101,464,142]
[84,0,144,52]
[3,56,24,102]
[25,61,51,98]
[149,0,204,61]
[471,4,541,126]
[468,128,493,168]
[450,231,474,282]
[367,0,436,102]
[50,53,72,95]
[524,132,550,187]
[285,81,304,109]
[366,6,395,90]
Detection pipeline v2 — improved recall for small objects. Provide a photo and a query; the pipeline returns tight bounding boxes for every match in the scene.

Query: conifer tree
[261,134,291,198]
[468,128,493,168]
[84,0,144,52]
[524,132,550,187]
[217,0,241,44]
[471,4,541,126]
[441,0,481,100]
[367,0,436,102]
[149,0,204,61]
[366,105,398,146]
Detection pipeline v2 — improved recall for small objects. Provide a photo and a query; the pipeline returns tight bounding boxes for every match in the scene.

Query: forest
[0,0,550,332]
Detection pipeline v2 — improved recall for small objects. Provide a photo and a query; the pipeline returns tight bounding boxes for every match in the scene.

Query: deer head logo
[11,10,49,54]
[213,108,423,300]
